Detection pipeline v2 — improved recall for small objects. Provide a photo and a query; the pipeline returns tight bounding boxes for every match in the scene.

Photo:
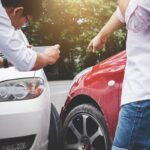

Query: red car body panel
[61,51,126,141]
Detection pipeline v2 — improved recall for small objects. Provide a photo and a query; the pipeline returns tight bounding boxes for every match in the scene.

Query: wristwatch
[3,58,9,68]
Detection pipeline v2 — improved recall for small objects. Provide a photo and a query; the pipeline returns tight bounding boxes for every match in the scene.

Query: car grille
[0,135,36,150]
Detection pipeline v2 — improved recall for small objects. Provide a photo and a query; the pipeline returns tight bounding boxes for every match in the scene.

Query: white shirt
[116,0,150,105]
[0,1,37,71]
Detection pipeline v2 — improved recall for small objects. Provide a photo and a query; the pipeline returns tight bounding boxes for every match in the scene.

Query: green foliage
[24,0,126,79]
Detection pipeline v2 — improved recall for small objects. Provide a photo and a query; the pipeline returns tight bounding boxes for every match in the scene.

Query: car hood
[0,67,35,82]
[89,51,126,76]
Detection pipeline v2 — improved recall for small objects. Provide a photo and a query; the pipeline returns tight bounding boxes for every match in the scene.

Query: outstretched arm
[88,10,124,52]
[118,0,130,16]
[88,0,131,52]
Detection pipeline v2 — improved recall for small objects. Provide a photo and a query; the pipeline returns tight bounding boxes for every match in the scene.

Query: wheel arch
[61,95,104,123]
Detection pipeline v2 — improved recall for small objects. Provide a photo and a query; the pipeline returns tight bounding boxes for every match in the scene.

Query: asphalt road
[48,80,72,113]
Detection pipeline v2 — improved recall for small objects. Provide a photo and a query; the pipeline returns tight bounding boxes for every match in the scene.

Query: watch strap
[3,58,9,68]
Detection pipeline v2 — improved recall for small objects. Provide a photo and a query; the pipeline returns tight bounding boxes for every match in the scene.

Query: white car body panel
[0,67,35,82]
[0,30,53,150]
[0,68,51,150]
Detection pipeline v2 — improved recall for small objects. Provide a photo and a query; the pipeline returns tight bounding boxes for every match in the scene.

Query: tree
[24,0,126,80]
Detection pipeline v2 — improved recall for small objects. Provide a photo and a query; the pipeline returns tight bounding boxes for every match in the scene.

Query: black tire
[63,104,111,150]
[48,103,63,150]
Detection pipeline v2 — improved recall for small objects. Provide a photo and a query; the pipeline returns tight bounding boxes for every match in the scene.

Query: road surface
[48,80,72,113]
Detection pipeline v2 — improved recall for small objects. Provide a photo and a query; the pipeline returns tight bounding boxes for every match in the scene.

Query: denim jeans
[112,100,150,150]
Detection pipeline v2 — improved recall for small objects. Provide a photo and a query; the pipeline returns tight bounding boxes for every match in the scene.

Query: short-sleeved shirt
[0,0,37,71]
[116,0,150,105]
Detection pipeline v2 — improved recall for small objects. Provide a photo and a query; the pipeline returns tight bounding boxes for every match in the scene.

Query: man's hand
[88,33,107,53]
[44,44,60,65]
[32,44,60,71]
[88,11,124,53]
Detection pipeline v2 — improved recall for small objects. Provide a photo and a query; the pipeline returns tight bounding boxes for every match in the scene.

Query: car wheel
[48,103,62,150]
[63,104,111,150]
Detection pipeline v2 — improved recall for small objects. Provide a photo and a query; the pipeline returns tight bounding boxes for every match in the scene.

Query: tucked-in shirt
[116,0,150,105]
[0,0,37,71]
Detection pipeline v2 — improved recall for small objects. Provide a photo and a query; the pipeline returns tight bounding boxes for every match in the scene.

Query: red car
[60,51,126,150]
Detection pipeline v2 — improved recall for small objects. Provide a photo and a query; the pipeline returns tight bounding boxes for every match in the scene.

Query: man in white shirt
[89,0,150,149]
[0,0,60,71]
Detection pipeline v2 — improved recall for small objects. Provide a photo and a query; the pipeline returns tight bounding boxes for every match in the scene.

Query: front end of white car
[0,67,51,150]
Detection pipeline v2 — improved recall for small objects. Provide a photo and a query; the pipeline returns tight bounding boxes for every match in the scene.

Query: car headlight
[0,78,44,102]
[71,67,93,87]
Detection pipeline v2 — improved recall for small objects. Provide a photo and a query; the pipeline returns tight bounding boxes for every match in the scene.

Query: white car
[0,31,62,150]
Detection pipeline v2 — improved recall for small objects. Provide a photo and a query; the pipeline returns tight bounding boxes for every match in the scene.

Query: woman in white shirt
[89,0,150,149]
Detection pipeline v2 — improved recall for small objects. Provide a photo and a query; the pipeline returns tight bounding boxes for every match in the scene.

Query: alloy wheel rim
[64,113,107,150]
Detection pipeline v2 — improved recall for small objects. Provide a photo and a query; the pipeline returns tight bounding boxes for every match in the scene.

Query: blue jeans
[112,100,150,150]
